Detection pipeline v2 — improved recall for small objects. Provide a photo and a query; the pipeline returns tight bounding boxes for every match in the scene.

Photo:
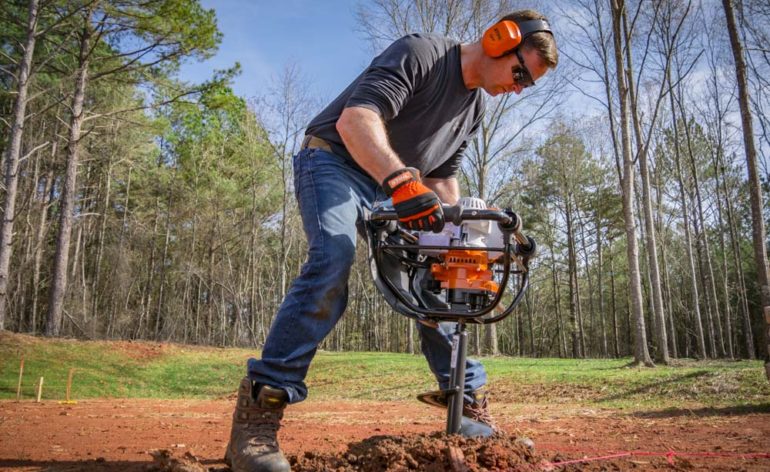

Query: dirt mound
[0,330,45,347]
[289,432,573,472]
[148,448,207,472]
[108,339,169,361]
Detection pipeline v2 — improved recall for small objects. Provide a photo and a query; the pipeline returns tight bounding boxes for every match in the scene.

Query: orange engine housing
[431,249,499,293]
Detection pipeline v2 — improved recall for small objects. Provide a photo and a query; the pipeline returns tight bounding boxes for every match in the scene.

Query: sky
[178,0,373,103]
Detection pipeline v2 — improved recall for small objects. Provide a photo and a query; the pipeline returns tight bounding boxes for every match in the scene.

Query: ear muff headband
[482,19,552,58]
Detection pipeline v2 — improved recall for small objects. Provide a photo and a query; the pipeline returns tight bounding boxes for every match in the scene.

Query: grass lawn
[1,332,768,411]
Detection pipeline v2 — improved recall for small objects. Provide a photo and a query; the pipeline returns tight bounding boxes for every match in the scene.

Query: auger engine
[416,197,507,309]
[366,196,534,320]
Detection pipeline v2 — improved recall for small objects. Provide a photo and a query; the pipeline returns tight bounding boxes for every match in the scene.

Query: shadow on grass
[597,370,710,403]
[631,403,770,418]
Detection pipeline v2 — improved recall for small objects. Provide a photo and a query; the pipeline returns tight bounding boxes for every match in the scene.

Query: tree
[610,0,653,367]
[0,0,43,330]
[623,0,695,364]
[531,121,603,357]
[722,0,770,377]
[45,0,220,336]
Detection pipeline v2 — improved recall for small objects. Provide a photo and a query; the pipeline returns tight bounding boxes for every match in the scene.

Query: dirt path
[1,398,768,471]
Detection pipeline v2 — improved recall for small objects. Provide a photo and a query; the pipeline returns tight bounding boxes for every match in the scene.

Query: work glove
[382,167,444,233]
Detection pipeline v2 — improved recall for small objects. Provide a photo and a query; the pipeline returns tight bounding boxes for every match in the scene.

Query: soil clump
[289,432,574,472]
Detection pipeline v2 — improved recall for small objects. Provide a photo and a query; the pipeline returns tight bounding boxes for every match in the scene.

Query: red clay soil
[1,398,768,471]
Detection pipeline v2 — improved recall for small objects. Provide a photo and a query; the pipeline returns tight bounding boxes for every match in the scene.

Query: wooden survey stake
[36,377,44,402]
[16,358,24,401]
[58,368,77,405]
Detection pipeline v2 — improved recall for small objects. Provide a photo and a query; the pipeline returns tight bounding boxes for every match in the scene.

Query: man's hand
[383,168,444,232]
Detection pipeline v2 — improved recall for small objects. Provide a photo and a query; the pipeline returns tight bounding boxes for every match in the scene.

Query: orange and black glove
[382,167,444,233]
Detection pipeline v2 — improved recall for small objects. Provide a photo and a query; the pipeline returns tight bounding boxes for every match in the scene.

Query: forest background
[1,0,769,370]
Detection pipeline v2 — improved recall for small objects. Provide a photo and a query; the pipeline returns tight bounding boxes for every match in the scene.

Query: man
[226,9,558,472]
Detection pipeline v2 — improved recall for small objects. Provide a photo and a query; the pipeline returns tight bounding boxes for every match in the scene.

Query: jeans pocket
[293,149,317,201]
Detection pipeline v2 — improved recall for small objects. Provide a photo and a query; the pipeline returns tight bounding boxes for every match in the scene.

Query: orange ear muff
[482,20,522,58]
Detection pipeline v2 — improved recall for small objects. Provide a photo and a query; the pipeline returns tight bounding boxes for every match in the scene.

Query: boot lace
[243,411,281,451]
[463,396,497,430]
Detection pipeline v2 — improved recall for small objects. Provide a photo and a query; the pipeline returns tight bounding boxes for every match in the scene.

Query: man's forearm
[336,107,461,206]
[336,107,405,184]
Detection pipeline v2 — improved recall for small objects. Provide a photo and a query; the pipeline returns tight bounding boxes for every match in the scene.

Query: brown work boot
[417,388,497,430]
[461,389,497,430]
[225,378,290,472]
[461,391,535,449]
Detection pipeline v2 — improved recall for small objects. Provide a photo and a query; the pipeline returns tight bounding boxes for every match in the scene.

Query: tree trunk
[578,214,595,356]
[136,196,159,339]
[70,224,83,327]
[660,233,678,358]
[672,139,707,359]
[0,0,41,329]
[713,151,734,359]
[622,8,668,364]
[46,13,93,336]
[608,240,620,358]
[526,287,536,355]
[611,0,653,367]
[722,0,770,373]
[637,134,666,360]
[550,245,566,358]
[654,164,678,358]
[596,218,608,357]
[719,158,754,358]
[407,319,414,354]
[207,217,216,344]
[484,323,498,355]
[279,153,289,301]
[154,203,172,340]
[18,142,40,332]
[668,67,707,359]
[107,165,131,338]
[30,122,56,335]
[183,178,200,344]
[678,102,722,357]
[90,133,116,337]
[634,191,655,349]
[154,162,174,340]
[247,163,261,346]
[565,200,581,358]
[688,187,718,357]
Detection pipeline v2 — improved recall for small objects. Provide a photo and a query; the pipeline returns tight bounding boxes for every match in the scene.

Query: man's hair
[500,9,558,69]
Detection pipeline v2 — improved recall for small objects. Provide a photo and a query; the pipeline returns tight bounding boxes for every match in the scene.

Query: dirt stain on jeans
[311,283,346,321]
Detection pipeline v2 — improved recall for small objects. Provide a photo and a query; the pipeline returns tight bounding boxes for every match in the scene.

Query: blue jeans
[247,148,487,403]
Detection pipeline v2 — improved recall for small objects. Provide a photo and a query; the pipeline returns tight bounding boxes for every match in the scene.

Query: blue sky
[179,0,373,102]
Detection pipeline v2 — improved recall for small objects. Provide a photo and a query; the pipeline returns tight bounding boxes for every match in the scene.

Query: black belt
[301,135,332,152]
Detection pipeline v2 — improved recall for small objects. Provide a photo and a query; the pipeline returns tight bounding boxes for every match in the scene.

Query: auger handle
[370,204,513,225]
[368,204,535,258]
[442,205,535,257]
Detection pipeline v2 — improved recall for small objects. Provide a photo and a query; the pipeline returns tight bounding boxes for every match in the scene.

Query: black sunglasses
[511,49,535,88]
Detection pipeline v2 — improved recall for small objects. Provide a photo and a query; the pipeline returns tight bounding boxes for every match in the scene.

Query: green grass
[1,332,768,411]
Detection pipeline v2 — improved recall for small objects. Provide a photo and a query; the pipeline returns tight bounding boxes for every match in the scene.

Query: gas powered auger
[365,197,535,437]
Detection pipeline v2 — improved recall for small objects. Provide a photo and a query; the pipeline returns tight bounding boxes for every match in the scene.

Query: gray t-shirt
[305,33,484,179]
